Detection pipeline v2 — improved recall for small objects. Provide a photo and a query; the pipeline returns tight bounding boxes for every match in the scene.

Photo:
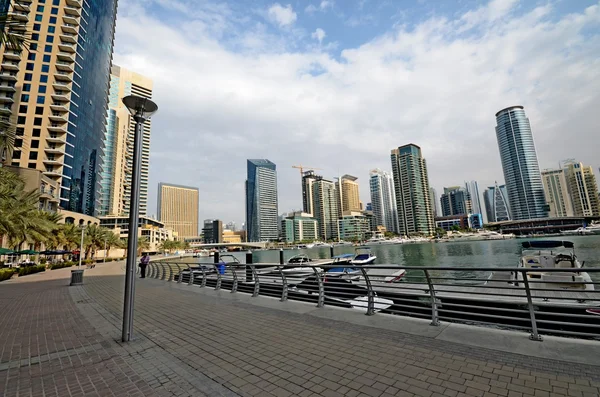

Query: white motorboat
[192,249,211,258]
[512,240,594,292]
[350,247,377,265]
[257,254,321,285]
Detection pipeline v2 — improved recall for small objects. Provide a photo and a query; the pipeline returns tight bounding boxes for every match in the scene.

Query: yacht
[561,223,600,236]
[511,241,594,291]
[350,247,377,265]
[257,254,321,285]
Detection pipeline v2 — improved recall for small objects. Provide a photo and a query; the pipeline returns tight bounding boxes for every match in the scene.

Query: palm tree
[83,224,113,259]
[59,224,83,251]
[104,232,122,259]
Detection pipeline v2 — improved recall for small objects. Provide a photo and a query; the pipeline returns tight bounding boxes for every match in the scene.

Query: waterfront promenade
[1,263,600,397]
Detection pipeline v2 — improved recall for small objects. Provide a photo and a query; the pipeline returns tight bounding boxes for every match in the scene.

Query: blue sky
[114,0,600,227]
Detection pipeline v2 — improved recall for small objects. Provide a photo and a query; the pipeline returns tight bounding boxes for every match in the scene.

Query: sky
[113,0,600,228]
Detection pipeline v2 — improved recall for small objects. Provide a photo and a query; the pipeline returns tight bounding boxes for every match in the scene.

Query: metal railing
[139,261,600,341]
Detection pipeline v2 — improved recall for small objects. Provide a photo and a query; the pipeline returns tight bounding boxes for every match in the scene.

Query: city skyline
[111,1,600,226]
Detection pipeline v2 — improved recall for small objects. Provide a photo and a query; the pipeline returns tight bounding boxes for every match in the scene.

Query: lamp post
[121,95,158,342]
[79,225,85,268]
[104,238,107,264]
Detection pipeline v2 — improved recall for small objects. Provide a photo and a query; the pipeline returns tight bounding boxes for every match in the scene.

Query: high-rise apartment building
[281,212,318,243]
[390,144,435,236]
[1,0,118,215]
[564,162,600,217]
[246,159,278,242]
[541,169,574,217]
[440,186,472,217]
[369,169,398,233]
[429,187,441,218]
[495,106,547,220]
[483,182,511,223]
[99,65,153,216]
[301,170,319,216]
[157,183,199,238]
[312,178,340,240]
[464,181,482,216]
[340,174,361,213]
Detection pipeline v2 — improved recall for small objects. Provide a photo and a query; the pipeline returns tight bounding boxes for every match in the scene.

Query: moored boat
[350,247,377,265]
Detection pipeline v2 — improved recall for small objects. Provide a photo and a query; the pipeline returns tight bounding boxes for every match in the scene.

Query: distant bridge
[187,242,267,249]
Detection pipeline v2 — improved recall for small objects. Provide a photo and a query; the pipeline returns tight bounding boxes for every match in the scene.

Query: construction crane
[292,164,323,176]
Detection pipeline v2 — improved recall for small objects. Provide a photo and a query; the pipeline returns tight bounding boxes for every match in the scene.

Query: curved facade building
[495,106,547,220]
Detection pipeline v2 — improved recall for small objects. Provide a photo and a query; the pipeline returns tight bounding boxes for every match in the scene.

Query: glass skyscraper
[369,169,398,233]
[495,106,547,220]
[246,159,279,242]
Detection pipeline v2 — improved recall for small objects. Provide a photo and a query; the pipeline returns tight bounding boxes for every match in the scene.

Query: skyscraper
[301,170,319,216]
[440,186,472,216]
[100,65,153,216]
[340,175,361,213]
[158,183,199,238]
[369,169,398,233]
[390,144,435,236]
[1,0,118,215]
[464,181,482,215]
[564,162,600,217]
[495,106,547,220]
[429,187,441,218]
[483,182,511,223]
[246,159,278,242]
[312,178,339,240]
[541,169,574,217]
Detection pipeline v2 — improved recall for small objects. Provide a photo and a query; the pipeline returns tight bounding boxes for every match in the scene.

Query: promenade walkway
[1,261,599,397]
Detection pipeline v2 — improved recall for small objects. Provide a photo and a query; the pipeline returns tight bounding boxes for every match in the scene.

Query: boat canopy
[333,254,354,259]
[521,240,574,249]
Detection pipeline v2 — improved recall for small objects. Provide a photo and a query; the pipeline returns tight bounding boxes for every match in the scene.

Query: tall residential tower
[495,106,547,220]
[541,169,573,217]
[246,159,278,242]
[339,174,361,213]
[158,183,199,238]
[100,66,153,216]
[1,0,118,215]
[390,144,435,236]
[369,169,398,233]
[483,183,511,223]
[564,162,600,217]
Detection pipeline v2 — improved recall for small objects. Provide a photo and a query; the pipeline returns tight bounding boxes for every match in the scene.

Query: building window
[28,163,36,169]
[35,107,44,115]
[33,24,41,32]
[32,128,41,137]
[17,116,26,124]
[51,7,58,14]
[14,139,22,147]
[28,53,36,61]
[37,96,45,104]
[48,26,55,33]
[53,0,59,5]
[32,33,39,41]
[39,86,47,93]
[49,16,56,24]
[31,140,39,149]
[37,5,44,12]
[23,84,31,92]
[16,128,24,136]
[40,75,48,83]
[41,65,49,73]
[34,117,43,126]
[18,105,27,113]
[20,94,29,102]
[26,63,34,71]
[35,14,43,22]
[42,55,51,63]
[24,73,33,81]
[29,152,38,160]
[46,36,54,43]
[12,151,21,159]
[44,45,52,52]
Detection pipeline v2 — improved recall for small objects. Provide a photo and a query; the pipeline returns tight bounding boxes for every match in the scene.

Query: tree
[123,237,150,257]
[104,232,122,258]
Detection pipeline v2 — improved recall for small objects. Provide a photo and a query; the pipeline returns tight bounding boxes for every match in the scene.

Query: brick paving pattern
[1,263,599,397]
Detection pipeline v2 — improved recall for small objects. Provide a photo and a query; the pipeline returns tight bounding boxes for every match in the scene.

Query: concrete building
[202,219,223,244]
[464,181,482,219]
[338,212,370,241]
[483,182,511,223]
[301,170,319,216]
[246,159,278,242]
[99,215,176,253]
[5,165,59,212]
[281,212,318,243]
[390,144,435,236]
[225,221,236,231]
[541,169,574,217]
[312,178,339,240]
[1,0,118,216]
[340,174,361,213]
[99,65,153,216]
[564,162,600,217]
[369,169,399,234]
[495,106,547,220]
[157,183,199,238]
[435,215,469,231]
[222,229,242,244]
[440,186,472,217]
[429,187,441,218]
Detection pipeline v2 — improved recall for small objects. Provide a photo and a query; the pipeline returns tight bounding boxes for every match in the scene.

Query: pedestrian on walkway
[139,253,150,278]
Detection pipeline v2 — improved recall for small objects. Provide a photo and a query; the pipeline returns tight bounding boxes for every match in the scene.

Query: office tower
[495,106,547,220]
[440,186,472,216]
[429,187,441,218]
[1,0,118,215]
[340,174,361,213]
[483,182,511,222]
[390,144,435,236]
[202,219,223,243]
[541,169,574,217]
[312,178,340,240]
[157,183,199,238]
[464,181,482,215]
[281,212,318,243]
[369,169,399,233]
[564,162,600,216]
[100,65,153,216]
[246,159,278,242]
[301,170,319,216]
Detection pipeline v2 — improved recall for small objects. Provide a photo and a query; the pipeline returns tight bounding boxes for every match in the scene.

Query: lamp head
[122,95,158,120]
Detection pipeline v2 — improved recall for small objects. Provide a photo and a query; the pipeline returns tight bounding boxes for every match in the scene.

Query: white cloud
[320,1,333,10]
[114,1,600,225]
[306,1,333,14]
[267,3,297,27]
[311,28,326,43]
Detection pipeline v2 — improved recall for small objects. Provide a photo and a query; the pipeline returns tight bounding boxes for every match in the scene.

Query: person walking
[139,253,150,278]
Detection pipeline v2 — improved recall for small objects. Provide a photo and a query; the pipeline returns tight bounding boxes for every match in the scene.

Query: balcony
[51,92,70,102]
[62,14,80,26]
[64,6,81,17]
[59,33,77,44]
[43,171,62,179]
[8,11,29,21]
[60,23,78,35]
[0,72,18,81]
[0,95,15,103]
[52,82,72,92]
[58,42,76,53]
[65,0,82,8]
[56,52,75,63]
[46,134,67,143]
[47,124,68,134]
[0,84,16,92]
[49,112,68,123]
[1,61,20,71]
[55,61,74,72]
[40,187,60,202]
[44,145,66,154]
[2,51,22,61]
[54,71,73,83]
[50,103,69,113]
[0,106,12,115]
[12,2,30,12]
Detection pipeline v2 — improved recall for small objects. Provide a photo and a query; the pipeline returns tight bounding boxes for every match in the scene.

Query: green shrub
[49,262,75,270]
[40,258,47,265]
[0,268,15,282]
[17,265,46,277]
[82,259,94,265]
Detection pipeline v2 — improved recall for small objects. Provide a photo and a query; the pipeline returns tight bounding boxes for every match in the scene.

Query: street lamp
[79,225,85,268]
[121,95,158,342]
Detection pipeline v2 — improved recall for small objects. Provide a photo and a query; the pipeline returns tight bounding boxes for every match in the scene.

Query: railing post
[175,263,182,283]
[160,263,167,280]
[230,264,238,293]
[279,249,284,265]
[250,265,259,297]
[329,245,334,258]
[214,264,222,290]
[279,265,288,302]
[359,267,375,315]
[187,264,194,286]
[313,267,324,308]
[147,263,153,278]
[214,251,220,264]
[424,270,440,326]
[168,264,173,282]
[151,263,157,278]
[521,269,542,341]
[200,266,206,288]
[245,251,253,282]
